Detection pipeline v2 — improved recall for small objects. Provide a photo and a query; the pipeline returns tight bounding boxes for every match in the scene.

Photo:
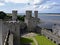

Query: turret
[12,10,17,21]
[34,11,38,18]
[26,10,32,19]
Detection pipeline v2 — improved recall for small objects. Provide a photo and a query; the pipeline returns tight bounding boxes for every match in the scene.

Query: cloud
[20,0,60,11]
[34,0,50,5]
[5,0,29,3]
[51,2,60,6]
[34,0,43,5]
[0,2,5,6]
[30,0,51,9]
[4,0,50,4]
[21,5,35,10]
[34,1,60,10]
[3,0,60,12]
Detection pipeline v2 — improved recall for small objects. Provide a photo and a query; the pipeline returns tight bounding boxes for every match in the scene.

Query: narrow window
[51,39,53,41]
[48,37,49,39]
[58,44,60,45]
[54,41,56,43]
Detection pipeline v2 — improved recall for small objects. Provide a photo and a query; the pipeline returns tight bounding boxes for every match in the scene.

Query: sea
[19,13,60,29]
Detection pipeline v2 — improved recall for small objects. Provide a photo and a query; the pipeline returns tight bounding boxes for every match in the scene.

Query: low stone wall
[41,29,60,45]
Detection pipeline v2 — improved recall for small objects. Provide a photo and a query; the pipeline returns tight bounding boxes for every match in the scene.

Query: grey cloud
[53,4,60,6]
[49,3,60,9]
[26,0,60,10]
[35,2,60,9]
[34,0,50,8]
[34,0,50,5]
[34,5,40,8]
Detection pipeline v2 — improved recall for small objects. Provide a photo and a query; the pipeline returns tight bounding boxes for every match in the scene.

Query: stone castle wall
[0,10,40,45]
[41,29,60,45]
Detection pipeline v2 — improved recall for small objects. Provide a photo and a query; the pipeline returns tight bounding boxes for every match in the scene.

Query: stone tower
[34,11,38,18]
[25,10,40,32]
[0,19,3,45]
[11,22,20,45]
[8,10,20,45]
[12,10,17,21]
[25,10,32,26]
[26,10,32,19]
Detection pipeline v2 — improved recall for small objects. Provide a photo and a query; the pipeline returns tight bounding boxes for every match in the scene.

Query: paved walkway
[21,33,38,45]
[32,37,38,45]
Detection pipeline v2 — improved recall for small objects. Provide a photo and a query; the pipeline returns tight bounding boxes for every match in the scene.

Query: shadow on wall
[20,23,27,35]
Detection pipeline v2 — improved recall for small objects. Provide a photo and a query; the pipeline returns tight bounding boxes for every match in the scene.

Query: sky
[0,0,60,13]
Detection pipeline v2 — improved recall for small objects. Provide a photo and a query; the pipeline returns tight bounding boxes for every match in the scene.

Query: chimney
[12,10,17,21]
[26,10,32,19]
[34,11,38,18]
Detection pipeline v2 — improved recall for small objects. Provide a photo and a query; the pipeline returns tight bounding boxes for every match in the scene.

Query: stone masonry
[1,10,60,45]
[41,29,60,45]
[0,10,20,45]
[25,10,40,32]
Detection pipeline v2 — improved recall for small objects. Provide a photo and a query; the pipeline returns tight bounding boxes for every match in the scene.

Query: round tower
[12,10,17,21]
[34,11,38,18]
[26,10,32,19]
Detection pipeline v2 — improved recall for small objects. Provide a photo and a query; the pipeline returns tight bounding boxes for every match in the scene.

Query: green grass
[35,35,56,45]
[20,37,33,44]
[21,35,56,45]
[20,37,35,45]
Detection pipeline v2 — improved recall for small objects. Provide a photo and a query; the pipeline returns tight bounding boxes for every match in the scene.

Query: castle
[0,10,40,45]
[25,10,40,32]
[0,10,60,45]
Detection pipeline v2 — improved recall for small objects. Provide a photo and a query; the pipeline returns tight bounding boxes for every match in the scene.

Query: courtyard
[21,33,56,45]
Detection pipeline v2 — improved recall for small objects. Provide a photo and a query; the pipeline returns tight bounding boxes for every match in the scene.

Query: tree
[17,15,25,21]
[0,11,7,19]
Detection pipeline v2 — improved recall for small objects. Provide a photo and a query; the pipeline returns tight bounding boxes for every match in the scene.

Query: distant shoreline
[39,15,60,16]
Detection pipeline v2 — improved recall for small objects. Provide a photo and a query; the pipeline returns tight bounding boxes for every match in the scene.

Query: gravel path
[32,37,38,45]
[21,33,38,45]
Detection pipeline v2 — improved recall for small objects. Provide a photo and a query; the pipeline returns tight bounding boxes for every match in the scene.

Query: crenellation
[26,10,32,19]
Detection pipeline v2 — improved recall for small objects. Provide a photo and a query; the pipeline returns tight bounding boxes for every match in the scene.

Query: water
[38,13,60,24]
[38,13,60,29]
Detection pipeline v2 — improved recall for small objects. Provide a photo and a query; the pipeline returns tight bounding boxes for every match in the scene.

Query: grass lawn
[21,34,56,45]
[20,37,35,45]
[20,37,33,44]
[35,35,56,45]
